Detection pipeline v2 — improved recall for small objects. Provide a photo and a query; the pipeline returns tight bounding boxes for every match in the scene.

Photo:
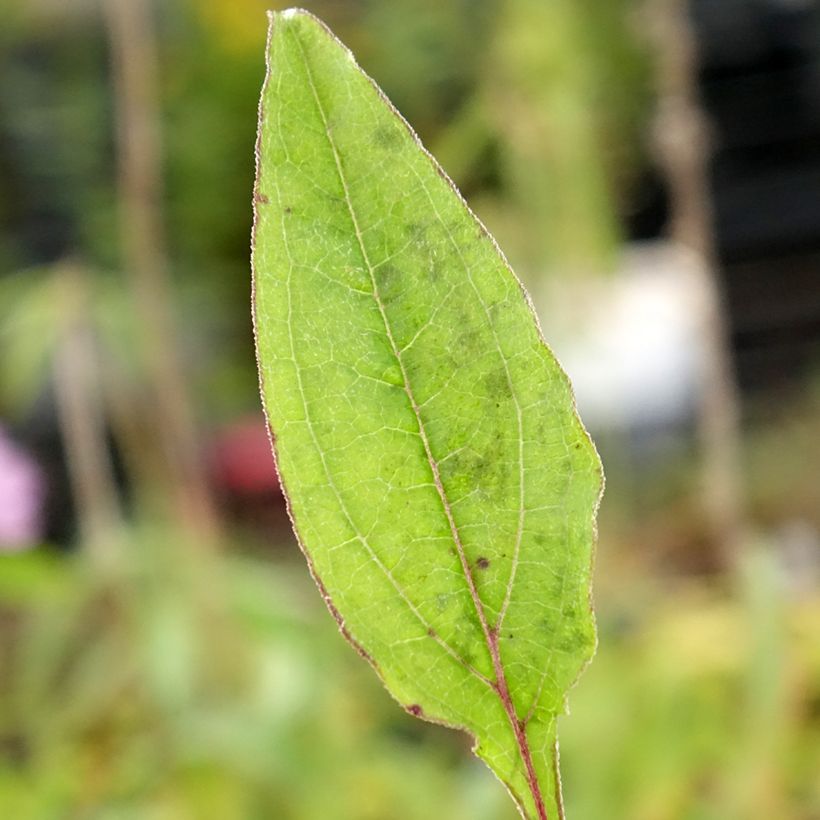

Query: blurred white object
[776,519,820,595]
[0,425,45,550]
[538,241,708,432]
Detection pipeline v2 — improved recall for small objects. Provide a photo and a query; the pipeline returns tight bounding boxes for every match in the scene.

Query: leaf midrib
[292,26,496,661]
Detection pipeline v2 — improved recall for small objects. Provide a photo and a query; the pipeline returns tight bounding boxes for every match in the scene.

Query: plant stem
[103,0,218,539]
[648,0,747,568]
[52,261,122,563]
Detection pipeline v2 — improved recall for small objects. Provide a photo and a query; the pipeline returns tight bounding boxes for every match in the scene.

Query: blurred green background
[1,1,819,818]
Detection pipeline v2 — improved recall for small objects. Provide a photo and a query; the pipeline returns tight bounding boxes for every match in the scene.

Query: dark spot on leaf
[458,327,480,349]
[284,206,292,214]
[427,627,436,638]
[374,125,402,148]
[489,301,504,320]
[377,264,403,304]
[407,704,424,717]
[485,368,510,399]
[476,557,490,570]
[254,191,269,204]
[560,629,586,653]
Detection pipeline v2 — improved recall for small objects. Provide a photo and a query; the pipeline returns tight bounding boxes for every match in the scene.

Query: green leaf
[252,10,603,819]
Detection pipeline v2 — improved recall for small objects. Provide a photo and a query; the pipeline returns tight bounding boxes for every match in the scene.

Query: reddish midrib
[488,630,548,819]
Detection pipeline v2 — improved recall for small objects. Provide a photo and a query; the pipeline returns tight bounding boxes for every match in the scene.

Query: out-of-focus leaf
[0,270,62,414]
[252,10,603,818]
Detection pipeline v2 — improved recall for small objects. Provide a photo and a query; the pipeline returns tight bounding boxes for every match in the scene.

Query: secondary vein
[404,166,526,634]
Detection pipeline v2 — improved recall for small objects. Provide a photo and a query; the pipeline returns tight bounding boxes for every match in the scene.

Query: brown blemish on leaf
[254,191,270,204]
[312,573,378,668]
[476,557,490,570]
[374,124,402,148]
[407,704,424,717]
[485,367,510,398]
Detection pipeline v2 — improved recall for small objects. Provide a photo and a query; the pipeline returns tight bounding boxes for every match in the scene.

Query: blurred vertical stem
[648,0,746,567]
[103,0,218,539]
[52,261,122,564]
[485,0,619,278]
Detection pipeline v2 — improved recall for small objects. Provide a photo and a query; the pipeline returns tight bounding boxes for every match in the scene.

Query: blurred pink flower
[0,426,45,551]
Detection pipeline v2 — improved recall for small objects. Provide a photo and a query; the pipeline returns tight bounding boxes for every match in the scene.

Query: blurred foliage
[0,0,650,420]
[1,0,652,429]
[1,536,817,819]
[437,0,649,279]
[0,537,514,820]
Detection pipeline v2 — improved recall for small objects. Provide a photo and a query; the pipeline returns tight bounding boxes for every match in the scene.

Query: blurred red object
[208,415,280,498]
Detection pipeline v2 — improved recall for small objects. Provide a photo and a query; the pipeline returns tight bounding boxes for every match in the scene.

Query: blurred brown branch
[648,0,747,567]
[102,0,218,540]
[52,261,122,563]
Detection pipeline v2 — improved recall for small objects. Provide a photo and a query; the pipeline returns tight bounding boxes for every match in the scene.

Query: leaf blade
[252,10,603,818]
